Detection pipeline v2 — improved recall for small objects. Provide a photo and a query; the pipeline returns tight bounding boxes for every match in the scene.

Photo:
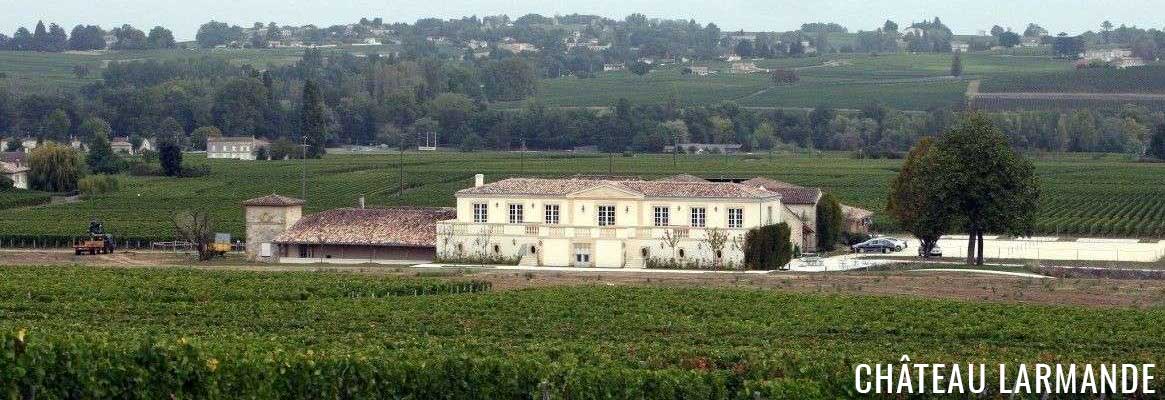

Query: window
[597,205,616,226]
[473,203,488,223]
[653,206,670,227]
[690,207,706,227]
[767,206,773,224]
[508,204,524,224]
[728,208,744,228]
[544,204,560,225]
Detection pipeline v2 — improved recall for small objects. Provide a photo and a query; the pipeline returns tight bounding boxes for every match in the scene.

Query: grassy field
[0,151,1162,244]
[1,266,1163,397]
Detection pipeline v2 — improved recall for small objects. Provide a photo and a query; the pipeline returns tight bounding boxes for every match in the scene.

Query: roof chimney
[358,195,365,209]
[474,174,484,187]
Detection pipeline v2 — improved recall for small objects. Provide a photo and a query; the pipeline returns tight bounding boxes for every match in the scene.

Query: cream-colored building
[436,174,803,269]
[1,161,29,189]
[242,194,304,260]
[208,137,261,160]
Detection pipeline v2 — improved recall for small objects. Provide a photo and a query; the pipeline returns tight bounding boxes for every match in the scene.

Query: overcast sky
[5,0,1162,41]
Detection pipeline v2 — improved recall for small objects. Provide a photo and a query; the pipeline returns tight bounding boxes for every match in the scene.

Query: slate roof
[458,177,778,199]
[241,194,306,207]
[273,207,456,247]
[208,136,257,143]
[842,204,874,219]
[740,177,822,205]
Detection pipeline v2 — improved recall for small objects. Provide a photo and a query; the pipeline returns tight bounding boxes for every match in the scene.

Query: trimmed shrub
[743,223,793,270]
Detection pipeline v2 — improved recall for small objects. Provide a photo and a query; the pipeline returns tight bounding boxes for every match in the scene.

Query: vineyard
[1,266,1164,397]
[0,151,1162,245]
[971,93,1165,112]
[979,65,1165,94]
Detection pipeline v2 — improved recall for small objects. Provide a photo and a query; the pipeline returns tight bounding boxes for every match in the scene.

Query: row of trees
[0,21,175,52]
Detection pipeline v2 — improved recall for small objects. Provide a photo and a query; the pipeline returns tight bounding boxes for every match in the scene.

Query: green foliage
[190,126,222,151]
[0,175,12,191]
[483,58,538,101]
[629,61,652,76]
[887,137,949,253]
[743,223,793,270]
[927,114,1040,264]
[301,80,327,158]
[28,142,83,192]
[158,138,183,176]
[949,50,963,77]
[815,193,843,251]
[78,174,120,197]
[1147,124,1165,160]
[85,132,122,174]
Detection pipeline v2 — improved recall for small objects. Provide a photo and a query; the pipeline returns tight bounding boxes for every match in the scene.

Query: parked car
[874,235,908,250]
[919,245,942,258]
[851,238,902,253]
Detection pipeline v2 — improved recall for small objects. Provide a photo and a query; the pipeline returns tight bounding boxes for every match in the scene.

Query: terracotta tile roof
[1,152,26,165]
[0,161,28,174]
[458,177,778,199]
[208,136,257,142]
[274,207,456,247]
[656,174,709,182]
[241,194,305,207]
[841,204,873,219]
[570,174,644,181]
[740,177,821,205]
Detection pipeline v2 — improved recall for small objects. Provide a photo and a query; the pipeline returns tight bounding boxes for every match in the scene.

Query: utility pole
[519,138,526,173]
[300,136,308,200]
[608,151,613,175]
[398,143,405,197]
[672,133,677,170]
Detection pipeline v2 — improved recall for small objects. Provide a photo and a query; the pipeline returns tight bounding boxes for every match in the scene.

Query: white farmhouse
[207,137,261,160]
[436,174,805,269]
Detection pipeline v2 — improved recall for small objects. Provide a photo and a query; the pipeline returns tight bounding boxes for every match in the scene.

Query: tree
[998,31,1021,48]
[743,223,793,270]
[887,137,950,256]
[196,21,243,48]
[68,25,106,50]
[1148,124,1165,160]
[42,109,71,141]
[482,58,537,101]
[158,138,183,176]
[815,192,844,251]
[172,209,216,261]
[32,21,48,51]
[77,116,111,143]
[86,132,121,174]
[147,26,176,49]
[28,143,84,192]
[770,69,798,85]
[44,23,68,52]
[629,61,652,76]
[950,50,963,77]
[990,25,1005,37]
[883,20,899,33]
[11,27,32,51]
[110,25,148,50]
[300,80,327,158]
[1053,34,1085,58]
[213,78,270,137]
[190,126,222,151]
[1023,23,1047,38]
[927,114,1040,265]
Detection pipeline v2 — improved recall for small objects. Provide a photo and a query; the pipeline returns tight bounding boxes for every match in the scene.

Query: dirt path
[3,249,1164,308]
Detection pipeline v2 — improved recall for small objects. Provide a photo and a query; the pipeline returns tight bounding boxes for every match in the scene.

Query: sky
[3,0,1162,41]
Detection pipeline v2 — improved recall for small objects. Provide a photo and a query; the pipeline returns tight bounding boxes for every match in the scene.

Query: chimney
[358,195,365,209]
[474,174,484,187]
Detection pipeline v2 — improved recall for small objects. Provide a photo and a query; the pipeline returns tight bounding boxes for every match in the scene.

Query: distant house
[3,138,40,153]
[0,162,28,189]
[1112,57,1147,69]
[110,137,135,155]
[1083,48,1133,62]
[722,54,742,62]
[499,41,537,53]
[950,41,970,53]
[603,63,626,72]
[70,139,88,152]
[729,62,767,74]
[664,143,743,154]
[207,137,261,160]
[689,66,712,76]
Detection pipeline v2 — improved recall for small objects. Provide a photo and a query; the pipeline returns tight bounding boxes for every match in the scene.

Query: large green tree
[887,137,951,256]
[482,58,537,101]
[300,80,327,158]
[815,192,844,251]
[1148,124,1165,160]
[928,114,1040,265]
[28,143,84,192]
[86,131,121,175]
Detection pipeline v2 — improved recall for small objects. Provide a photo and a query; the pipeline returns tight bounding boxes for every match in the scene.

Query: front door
[573,243,592,267]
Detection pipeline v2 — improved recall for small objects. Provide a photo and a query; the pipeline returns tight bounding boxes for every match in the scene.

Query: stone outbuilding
[242,194,305,261]
[272,207,455,263]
